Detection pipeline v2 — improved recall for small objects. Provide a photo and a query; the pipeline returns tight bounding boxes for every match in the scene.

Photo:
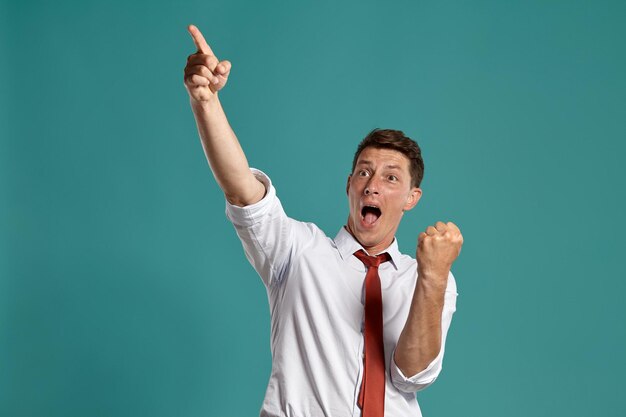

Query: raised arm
[394,221,463,377]
[183,24,265,207]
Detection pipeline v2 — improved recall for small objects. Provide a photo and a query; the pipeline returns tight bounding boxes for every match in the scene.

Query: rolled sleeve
[390,345,443,392]
[390,271,458,393]
[225,168,274,227]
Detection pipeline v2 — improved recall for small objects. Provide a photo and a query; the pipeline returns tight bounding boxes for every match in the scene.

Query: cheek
[385,193,409,215]
[348,193,359,211]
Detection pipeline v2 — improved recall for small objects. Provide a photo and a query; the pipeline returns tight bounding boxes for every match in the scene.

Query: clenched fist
[416,221,463,280]
[183,24,232,102]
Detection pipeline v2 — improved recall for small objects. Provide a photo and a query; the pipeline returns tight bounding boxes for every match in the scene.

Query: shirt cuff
[224,168,274,226]
[389,347,444,393]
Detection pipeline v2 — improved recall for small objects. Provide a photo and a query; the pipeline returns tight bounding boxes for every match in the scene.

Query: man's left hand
[416,221,463,281]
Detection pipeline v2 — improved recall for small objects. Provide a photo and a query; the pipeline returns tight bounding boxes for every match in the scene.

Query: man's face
[346,147,422,254]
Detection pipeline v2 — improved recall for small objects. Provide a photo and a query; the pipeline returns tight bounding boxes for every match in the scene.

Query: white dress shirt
[225,169,458,417]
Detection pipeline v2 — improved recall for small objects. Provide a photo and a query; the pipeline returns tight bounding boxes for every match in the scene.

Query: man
[183,24,463,417]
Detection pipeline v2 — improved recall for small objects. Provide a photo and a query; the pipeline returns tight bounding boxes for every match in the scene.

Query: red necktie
[354,249,391,417]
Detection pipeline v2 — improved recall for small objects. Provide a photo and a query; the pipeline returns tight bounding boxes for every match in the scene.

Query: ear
[403,187,422,212]
[346,175,352,196]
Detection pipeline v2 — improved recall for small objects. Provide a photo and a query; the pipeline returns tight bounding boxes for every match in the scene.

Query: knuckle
[191,65,208,77]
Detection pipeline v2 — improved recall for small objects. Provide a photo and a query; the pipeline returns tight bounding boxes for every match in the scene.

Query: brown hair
[351,128,425,188]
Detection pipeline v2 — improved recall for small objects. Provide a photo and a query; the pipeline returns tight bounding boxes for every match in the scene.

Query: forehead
[355,147,411,172]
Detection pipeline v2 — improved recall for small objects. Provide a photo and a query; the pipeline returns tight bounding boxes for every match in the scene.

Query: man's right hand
[184,24,232,103]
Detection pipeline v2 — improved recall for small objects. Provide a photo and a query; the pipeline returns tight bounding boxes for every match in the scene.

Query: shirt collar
[334,226,401,270]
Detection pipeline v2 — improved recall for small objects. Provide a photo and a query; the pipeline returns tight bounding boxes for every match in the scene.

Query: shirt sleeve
[389,270,458,393]
[225,168,311,287]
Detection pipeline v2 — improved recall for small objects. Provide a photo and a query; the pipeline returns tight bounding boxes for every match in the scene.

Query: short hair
[351,128,425,188]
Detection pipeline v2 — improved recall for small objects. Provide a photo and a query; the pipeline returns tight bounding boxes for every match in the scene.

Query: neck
[343,224,395,256]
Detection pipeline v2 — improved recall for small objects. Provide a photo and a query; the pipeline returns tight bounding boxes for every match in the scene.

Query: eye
[387,175,398,181]
[358,170,370,177]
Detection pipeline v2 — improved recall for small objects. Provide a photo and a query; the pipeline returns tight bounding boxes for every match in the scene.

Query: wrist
[417,268,449,287]
[190,93,220,111]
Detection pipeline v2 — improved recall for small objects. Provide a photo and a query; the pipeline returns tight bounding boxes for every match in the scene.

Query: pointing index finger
[187,24,214,55]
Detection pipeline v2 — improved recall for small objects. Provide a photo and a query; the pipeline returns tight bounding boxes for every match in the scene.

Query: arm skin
[190,98,265,206]
[394,270,447,376]
[394,221,463,376]
[184,24,265,207]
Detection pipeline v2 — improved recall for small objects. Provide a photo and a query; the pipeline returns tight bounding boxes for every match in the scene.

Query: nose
[364,177,379,195]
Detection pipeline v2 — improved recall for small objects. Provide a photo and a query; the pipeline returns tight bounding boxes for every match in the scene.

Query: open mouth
[361,205,382,225]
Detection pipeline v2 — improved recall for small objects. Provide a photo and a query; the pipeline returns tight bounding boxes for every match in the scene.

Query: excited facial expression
[346,147,422,255]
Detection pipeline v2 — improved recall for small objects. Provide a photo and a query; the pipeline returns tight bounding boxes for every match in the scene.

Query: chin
[348,216,384,246]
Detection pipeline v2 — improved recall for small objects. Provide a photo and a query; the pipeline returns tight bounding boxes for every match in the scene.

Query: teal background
[2,0,625,416]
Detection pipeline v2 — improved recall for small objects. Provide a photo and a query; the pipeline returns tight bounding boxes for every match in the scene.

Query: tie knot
[354,249,391,268]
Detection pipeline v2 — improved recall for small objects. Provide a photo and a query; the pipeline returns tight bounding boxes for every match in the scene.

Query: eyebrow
[356,160,403,171]
[385,165,402,171]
